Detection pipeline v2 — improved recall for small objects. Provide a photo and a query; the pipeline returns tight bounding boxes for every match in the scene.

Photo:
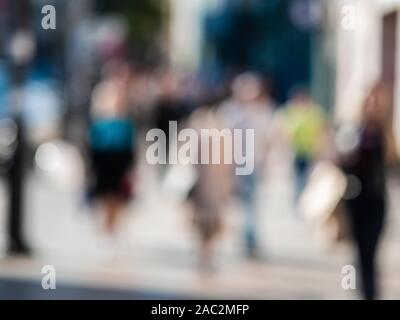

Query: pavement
[1,141,400,299]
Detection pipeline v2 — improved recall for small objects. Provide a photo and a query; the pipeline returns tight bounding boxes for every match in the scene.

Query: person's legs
[199,233,215,273]
[356,226,376,300]
[349,199,385,300]
[294,155,310,202]
[238,173,258,257]
[7,122,29,255]
[103,195,124,235]
[197,210,221,274]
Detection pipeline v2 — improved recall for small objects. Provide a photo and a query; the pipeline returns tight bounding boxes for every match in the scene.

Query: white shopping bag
[300,161,347,225]
[161,163,198,203]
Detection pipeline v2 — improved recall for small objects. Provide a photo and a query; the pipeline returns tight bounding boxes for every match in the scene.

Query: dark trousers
[294,155,310,201]
[347,196,385,300]
[7,163,23,248]
[6,117,27,252]
[237,172,258,254]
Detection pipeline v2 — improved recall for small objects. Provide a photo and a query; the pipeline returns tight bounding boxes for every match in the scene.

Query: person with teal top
[87,61,136,235]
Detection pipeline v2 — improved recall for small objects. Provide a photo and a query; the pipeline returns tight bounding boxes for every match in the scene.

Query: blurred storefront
[333,0,400,145]
[168,0,222,72]
[201,0,316,102]
[168,0,335,107]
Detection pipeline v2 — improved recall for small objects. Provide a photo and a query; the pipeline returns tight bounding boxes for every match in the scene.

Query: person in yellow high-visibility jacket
[283,88,327,202]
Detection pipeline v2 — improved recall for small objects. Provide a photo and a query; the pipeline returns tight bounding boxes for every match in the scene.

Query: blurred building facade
[333,0,400,148]
[168,0,335,109]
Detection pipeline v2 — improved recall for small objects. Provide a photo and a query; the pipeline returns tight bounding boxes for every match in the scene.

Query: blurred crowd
[1,0,400,301]
[2,58,396,300]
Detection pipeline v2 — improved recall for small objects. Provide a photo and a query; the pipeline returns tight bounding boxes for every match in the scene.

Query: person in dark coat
[341,83,394,299]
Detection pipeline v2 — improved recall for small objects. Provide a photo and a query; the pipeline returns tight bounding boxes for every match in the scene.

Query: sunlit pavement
[1,142,400,299]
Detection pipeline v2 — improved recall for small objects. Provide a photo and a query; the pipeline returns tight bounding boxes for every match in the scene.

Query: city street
[1,143,400,299]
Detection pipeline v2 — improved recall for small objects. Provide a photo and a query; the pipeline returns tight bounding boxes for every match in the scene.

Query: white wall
[334,0,382,124]
[168,0,224,71]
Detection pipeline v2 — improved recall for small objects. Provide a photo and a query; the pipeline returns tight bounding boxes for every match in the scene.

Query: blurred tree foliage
[95,0,165,63]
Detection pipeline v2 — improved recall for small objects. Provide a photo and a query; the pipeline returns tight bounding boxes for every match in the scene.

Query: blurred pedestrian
[283,87,326,202]
[186,106,232,274]
[219,72,275,258]
[87,61,136,236]
[3,116,30,255]
[153,70,192,179]
[339,83,395,299]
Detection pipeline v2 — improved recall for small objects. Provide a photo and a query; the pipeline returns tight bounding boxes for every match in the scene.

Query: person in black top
[341,83,393,299]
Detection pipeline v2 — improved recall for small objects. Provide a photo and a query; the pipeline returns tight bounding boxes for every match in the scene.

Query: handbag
[299,161,350,244]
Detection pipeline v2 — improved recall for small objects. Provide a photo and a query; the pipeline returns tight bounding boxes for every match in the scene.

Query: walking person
[282,87,326,202]
[4,116,30,254]
[87,61,136,236]
[339,83,395,299]
[186,105,232,273]
[219,72,275,258]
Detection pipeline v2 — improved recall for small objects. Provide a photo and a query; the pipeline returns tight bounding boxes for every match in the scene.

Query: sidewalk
[0,143,400,299]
